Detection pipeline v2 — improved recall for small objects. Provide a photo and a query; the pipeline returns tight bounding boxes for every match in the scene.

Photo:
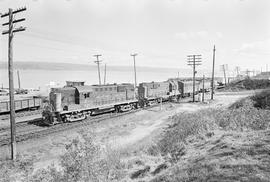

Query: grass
[0,154,35,182]
[223,78,270,91]
[150,91,270,181]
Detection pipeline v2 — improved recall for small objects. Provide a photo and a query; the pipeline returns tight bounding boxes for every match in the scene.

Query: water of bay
[0,67,192,94]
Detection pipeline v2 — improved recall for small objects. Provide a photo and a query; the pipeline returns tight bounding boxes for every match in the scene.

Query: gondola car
[0,97,42,115]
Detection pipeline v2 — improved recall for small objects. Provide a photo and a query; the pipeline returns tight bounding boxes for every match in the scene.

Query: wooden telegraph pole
[235,66,240,78]
[93,54,102,85]
[221,64,228,85]
[131,53,138,99]
[17,70,21,89]
[1,7,26,160]
[187,55,202,102]
[103,63,106,85]
[202,75,205,102]
[211,45,216,100]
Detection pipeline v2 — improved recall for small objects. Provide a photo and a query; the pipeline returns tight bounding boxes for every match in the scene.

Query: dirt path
[0,91,253,170]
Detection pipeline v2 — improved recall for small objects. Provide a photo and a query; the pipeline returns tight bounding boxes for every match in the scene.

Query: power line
[1,7,26,160]
[187,54,202,102]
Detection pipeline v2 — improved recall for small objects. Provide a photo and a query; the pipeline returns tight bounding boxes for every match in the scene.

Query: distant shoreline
[0,61,191,72]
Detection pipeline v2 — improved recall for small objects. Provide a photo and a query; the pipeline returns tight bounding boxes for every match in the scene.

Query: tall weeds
[158,98,270,162]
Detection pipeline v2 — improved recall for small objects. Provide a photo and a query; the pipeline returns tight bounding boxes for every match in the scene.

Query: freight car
[167,78,201,97]
[198,79,212,92]
[138,81,172,101]
[0,97,42,115]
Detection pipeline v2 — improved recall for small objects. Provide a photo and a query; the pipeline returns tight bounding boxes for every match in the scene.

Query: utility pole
[17,70,21,89]
[246,69,253,77]
[93,54,102,85]
[187,54,202,102]
[160,97,162,110]
[1,7,26,160]
[235,66,240,78]
[252,69,255,77]
[221,64,227,85]
[103,63,106,85]
[131,53,137,98]
[211,45,216,100]
[202,75,205,102]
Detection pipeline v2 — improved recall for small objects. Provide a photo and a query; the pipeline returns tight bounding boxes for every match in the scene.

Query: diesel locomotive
[42,79,211,125]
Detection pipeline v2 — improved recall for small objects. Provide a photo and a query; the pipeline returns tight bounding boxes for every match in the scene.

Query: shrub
[216,102,270,131]
[251,89,270,109]
[0,154,35,182]
[158,100,270,163]
[224,78,270,91]
[29,131,125,182]
[158,109,217,162]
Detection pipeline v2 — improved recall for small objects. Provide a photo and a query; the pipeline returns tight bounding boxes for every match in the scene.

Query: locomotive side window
[109,88,112,91]
[84,93,90,98]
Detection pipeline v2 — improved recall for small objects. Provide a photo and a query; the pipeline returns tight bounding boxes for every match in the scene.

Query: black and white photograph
[0,0,269,181]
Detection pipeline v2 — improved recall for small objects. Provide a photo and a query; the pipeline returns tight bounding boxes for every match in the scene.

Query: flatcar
[0,97,42,115]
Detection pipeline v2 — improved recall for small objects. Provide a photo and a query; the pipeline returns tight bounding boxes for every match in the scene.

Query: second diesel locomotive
[42,78,211,125]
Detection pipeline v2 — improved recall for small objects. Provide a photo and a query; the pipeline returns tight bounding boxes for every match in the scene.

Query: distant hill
[0,61,191,73]
[0,61,97,71]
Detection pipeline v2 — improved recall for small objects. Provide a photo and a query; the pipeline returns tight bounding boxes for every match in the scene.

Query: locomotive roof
[52,87,76,92]
[74,86,93,93]
[92,84,118,87]
[74,84,122,93]
[139,81,169,86]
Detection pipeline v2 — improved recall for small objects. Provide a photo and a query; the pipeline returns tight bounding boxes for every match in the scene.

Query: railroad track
[0,118,42,132]
[0,109,42,120]
[0,104,164,147]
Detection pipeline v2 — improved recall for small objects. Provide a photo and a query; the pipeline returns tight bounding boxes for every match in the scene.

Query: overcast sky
[0,0,269,72]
